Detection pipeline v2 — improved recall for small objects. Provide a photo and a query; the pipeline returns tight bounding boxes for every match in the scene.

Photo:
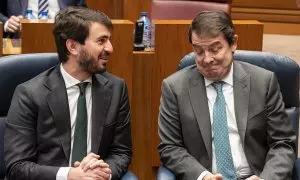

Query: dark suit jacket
[158,61,296,180]
[5,66,132,180]
[0,0,8,33]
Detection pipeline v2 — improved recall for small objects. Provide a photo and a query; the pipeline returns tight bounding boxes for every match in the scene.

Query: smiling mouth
[99,57,108,61]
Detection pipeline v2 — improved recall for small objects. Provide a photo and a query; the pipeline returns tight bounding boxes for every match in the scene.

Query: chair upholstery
[0,53,137,180]
[157,50,300,180]
[151,0,232,20]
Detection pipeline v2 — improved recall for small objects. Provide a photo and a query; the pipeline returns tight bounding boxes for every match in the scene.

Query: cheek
[195,55,204,64]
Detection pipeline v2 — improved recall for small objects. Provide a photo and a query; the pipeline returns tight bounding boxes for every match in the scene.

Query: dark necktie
[71,82,89,165]
[212,82,237,180]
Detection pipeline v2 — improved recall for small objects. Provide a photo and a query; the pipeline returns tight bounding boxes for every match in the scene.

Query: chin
[96,66,107,74]
[202,72,221,81]
[206,76,222,81]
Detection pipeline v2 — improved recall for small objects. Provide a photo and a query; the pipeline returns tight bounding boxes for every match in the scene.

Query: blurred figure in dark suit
[1,0,85,35]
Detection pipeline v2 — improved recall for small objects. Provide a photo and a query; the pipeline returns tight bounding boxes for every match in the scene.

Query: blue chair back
[0,53,59,179]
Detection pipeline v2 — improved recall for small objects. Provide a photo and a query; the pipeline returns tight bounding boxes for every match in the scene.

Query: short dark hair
[53,7,113,63]
[188,11,235,45]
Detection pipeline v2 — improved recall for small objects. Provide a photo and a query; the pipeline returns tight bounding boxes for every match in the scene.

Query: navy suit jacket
[0,0,85,24]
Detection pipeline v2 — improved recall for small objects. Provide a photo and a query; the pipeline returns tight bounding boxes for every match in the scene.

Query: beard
[78,48,107,75]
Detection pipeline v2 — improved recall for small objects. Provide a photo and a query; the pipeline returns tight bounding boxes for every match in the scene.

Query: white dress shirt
[56,64,92,180]
[198,64,252,180]
[27,0,60,19]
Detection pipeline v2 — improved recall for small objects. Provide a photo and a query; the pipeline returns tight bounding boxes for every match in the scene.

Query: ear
[66,39,80,56]
[231,34,238,52]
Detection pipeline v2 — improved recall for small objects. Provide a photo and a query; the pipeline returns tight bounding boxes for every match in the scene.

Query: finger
[89,160,110,169]
[80,153,100,169]
[92,168,111,179]
[247,175,260,180]
[73,161,80,167]
[10,16,21,22]
[6,26,15,33]
[83,158,98,172]
[7,21,18,29]
[6,24,18,33]
[85,169,106,179]
[87,152,100,159]
[100,167,112,174]
[9,20,20,28]
[214,174,223,180]
[7,21,20,32]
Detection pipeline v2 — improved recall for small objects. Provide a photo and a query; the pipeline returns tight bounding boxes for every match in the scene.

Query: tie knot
[212,81,224,93]
[77,82,89,95]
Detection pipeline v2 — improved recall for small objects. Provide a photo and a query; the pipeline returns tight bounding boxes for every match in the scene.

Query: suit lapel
[233,61,250,147]
[46,67,71,162]
[188,68,212,164]
[91,74,112,153]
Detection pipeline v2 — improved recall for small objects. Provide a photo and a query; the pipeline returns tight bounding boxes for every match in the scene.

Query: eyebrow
[96,35,110,40]
[192,41,222,48]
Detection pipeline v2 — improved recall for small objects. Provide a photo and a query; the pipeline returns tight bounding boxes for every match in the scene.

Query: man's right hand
[203,173,223,180]
[4,16,22,33]
[68,166,103,180]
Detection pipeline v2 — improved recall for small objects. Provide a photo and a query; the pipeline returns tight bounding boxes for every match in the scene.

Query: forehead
[87,22,111,39]
[191,32,227,47]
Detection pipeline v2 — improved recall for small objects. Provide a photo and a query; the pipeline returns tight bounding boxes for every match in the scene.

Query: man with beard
[5,7,133,180]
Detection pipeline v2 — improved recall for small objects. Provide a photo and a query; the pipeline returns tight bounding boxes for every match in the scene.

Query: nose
[104,40,113,53]
[203,51,214,64]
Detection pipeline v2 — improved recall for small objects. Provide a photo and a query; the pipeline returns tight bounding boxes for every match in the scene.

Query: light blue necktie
[38,0,49,17]
[212,82,237,180]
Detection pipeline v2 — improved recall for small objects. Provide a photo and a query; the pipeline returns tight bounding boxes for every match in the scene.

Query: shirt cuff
[197,171,212,180]
[56,167,71,180]
[4,20,8,33]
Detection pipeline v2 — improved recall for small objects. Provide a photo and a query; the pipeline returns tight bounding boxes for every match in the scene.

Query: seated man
[1,0,85,34]
[158,11,296,180]
[5,7,132,180]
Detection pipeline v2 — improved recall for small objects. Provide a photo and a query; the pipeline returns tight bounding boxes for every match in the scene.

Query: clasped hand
[68,153,112,180]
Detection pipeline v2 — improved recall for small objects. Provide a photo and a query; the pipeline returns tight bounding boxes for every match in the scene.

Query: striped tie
[38,0,49,18]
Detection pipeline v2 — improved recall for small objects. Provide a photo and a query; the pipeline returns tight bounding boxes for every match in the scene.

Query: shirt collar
[60,64,92,89]
[204,63,233,87]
